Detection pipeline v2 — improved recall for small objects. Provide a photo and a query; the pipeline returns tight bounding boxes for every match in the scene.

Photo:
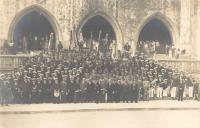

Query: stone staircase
[1,54,200,79]
[154,54,193,60]
[0,55,31,73]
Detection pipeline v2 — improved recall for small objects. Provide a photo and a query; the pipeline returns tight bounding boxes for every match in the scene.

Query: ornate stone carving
[163,0,170,9]
[36,0,46,4]
[55,0,70,32]
[145,0,162,10]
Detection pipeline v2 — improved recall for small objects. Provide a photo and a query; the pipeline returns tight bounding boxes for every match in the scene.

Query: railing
[158,59,200,74]
[0,55,31,72]
[1,54,200,74]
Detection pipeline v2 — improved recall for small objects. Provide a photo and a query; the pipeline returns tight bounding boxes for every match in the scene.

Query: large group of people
[0,28,199,106]
[0,48,200,106]
[0,32,56,55]
[138,40,186,59]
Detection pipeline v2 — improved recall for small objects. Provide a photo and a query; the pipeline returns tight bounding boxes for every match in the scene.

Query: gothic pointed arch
[77,11,124,49]
[8,4,63,43]
[136,12,178,45]
[133,12,179,54]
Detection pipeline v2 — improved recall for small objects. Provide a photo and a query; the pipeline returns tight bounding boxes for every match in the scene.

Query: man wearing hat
[178,76,185,101]
[53,77,60,104]
[106,80,112,103]
[37,78,43,103]
[143,77,150,101]
[162,79,169,99]
[21,77,30,104]
[31,78,38,103]
[0,74,9,106]
[47,77,53,102]
[28,68,33,77]
[60,77,68,103]
[121,80,129,103]
[171,72,179,99]
[86,80,95,103]
[128,79,135,103]
[74,76,82,103]
[64,68,69,75]
[188,77,194,99]
[24,70,28,77]
[149,76,156,100]
[94,81,101,103]
[42,77,48,103]
[13,78,21,104]
[134,78,141,103]
[157,75,164,99]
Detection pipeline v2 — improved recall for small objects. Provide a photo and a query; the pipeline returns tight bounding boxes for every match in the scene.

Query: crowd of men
[138,40,186,59]
[0,32,56,55]
[0,49,200,106]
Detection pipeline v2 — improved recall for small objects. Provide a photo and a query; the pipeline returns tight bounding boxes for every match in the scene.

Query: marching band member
[149,76,156,100]
[157,75,163,99]
[53,78,60,104]
[1,49,199,105]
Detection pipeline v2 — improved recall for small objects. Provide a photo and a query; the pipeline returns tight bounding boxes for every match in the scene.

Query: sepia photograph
[0,0,200,128]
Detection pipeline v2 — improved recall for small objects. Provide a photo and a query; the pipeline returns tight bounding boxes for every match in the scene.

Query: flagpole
[90,32,93,51]
[98,30,102,44]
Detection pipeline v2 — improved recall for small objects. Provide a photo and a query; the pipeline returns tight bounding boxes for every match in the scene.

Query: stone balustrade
[0,55,31,72]
[158,59,200,74]
[1,55,200,74]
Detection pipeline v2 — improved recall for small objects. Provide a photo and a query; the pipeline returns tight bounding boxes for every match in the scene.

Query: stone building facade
[0,0,199,59]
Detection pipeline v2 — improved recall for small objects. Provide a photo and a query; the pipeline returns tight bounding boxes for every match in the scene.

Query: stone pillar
[194,0,200,59]
[180,0,191,50]
[0,0,7,48]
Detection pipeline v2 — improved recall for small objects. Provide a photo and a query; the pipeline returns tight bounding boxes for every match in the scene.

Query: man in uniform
[78,32,85,51]
[134,79,141,103]
[86,80,95,103]
[53,77,60,104]
[57,41,63,53]
[42,77,48,103]
[162,79,169,100]
[157,75,164,99]
[60,76,68,103]
[149,75,156,100]
[48,77,54,102]
[31,78,38,103]
[37,78,43,103]
[13,79,22,104]
[21,77,30,104]
[0,74,9,106]
[188,77,194,99]
[129,79,135,103]
[122,80,129,103]
[0,74,4,105]
[114,80,121,103]
[68,75,75,103]
[178,76,185,101]
[171,72,179,100]
[94,81,101,103]
[143,77,150,101]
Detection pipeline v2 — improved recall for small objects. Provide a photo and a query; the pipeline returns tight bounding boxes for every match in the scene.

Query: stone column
[194,0,200,59]
[180,0,191,50]
[0,0,4,48]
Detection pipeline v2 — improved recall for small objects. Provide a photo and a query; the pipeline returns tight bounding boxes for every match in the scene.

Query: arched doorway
[82,15,116,41]
[79,15,116,49]
[138,18,172,54]
[8,5,62,53]
[77,11,124,51]
[13,11,55,51]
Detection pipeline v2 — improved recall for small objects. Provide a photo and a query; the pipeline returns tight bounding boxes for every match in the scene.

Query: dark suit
[178,82,185,101]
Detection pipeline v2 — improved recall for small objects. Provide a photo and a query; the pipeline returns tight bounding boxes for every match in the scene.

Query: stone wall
[0,0,196,57]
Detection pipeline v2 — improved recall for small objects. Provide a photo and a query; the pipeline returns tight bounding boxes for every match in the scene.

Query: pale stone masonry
[0,0,200,59]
